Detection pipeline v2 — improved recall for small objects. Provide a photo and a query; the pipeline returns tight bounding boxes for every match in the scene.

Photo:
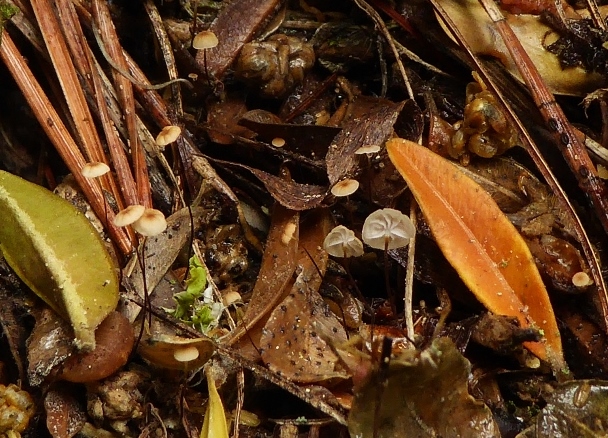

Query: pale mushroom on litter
[156,125,181,147]
[81,162,110,179]
[192,30,219,50]
[572,271,593,288]
[331,178,359,197]
[114,204,145,227]
[362,208,416,250]
[323,225,364,258]
[132,208,167,236]
[355,144,381,155]
[173,345,200,362]
[138,334,215,370]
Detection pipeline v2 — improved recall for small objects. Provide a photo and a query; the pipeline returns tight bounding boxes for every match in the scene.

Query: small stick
[0,31,132,254]
[475,0,608,236]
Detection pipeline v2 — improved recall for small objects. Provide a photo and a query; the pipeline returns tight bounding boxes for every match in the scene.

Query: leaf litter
[3,0,608,436]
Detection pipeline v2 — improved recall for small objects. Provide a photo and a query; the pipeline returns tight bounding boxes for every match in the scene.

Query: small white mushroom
[113,204,145,227]
[323,225,364,258]
[572,271,593,288]
[271,137,286,147]
[331,179,359,197]
[156,125,181,147]
[355,144,381,155]
[132,208,167,236]
[81,162,110,179]
[362,208,416,250]
[192,30,219,50]
[173,345,200,362]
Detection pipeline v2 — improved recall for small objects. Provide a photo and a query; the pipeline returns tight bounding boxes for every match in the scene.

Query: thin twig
[404,198,417,341]
[352,0,415,100]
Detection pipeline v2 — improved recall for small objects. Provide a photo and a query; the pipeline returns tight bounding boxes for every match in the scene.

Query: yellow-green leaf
[0,171,118,350]
[387,139,565,372]
[201,367,229,438]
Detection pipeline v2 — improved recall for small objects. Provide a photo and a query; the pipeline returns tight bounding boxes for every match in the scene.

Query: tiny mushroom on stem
[362,208,416,314]
[192,30,219,86]
[362,208,416,250]
[114,204,145,227]
[323,225,364,258]
[354,144,381,155]
[132,208,167,236]
[331,178,359,197]
[156,125,181,147]
[81,162,110,179]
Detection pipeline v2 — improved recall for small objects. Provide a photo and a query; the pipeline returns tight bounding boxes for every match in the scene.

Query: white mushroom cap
[173,345,200,362]
[156,125,181,147]
[355,144,381,155]
[114,205,145,227]
[323,225,364,258]
[362,208,415,250]
[81,162,110,179]
[331,179,359,197]
[572,271,593,288]
[132,208,167,236]
[271,137,286,147]
[192,30,219,50]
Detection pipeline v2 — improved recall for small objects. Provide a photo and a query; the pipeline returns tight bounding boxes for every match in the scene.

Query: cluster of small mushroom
[323,208,416,258]
[80,124,186,239]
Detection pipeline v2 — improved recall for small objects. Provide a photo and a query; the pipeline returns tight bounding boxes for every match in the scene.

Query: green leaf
[186,255,207,295]
[201,367,229,438]
[0,171,119,350]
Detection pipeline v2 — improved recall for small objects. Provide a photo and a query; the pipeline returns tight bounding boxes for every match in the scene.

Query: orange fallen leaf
[387,138,565,372]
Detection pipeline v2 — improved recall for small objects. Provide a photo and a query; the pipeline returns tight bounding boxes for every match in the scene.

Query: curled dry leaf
[387,138,565,372]
[0,171,118,350]
[215,160,327,210]
[224,205,300,350]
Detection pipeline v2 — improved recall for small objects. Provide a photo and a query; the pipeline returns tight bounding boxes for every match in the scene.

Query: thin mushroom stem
[404,199,417,341]
[383,239,396,316]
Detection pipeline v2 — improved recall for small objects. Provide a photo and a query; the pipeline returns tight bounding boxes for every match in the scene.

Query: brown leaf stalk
[0,31,131,254]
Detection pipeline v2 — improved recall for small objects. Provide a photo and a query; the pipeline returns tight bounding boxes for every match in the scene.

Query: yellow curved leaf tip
[201,367,229,438]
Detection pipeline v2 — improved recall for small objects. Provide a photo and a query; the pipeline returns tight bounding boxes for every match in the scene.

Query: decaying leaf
[201,367,229,438]
[44,387,86,438]
[260,257,349,382]
[326,97,405,185]
[387,139,565,371]
[435,0,606,95]
[519,380,608,437]
[348,337,500,438]
[224,205,299,351]
[0,170,118,350]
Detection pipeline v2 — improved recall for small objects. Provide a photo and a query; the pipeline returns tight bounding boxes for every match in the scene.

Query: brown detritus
[60,311,134,383]
[196,0,283,80]
[235,34,315,99]
[449,81,519,163]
